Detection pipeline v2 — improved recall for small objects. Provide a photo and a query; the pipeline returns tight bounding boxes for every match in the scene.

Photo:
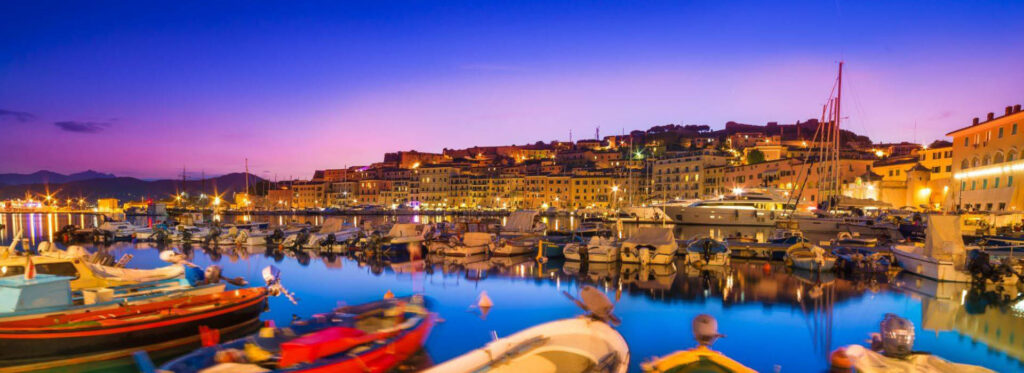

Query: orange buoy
[829,347,852,370]
[384,289,394,299]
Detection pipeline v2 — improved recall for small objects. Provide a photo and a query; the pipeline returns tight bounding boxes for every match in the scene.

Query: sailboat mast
[833,62,843,208]
[244,158,250,211]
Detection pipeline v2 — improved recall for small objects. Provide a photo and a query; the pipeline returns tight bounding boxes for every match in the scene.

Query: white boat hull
[892,245,971,283]
[424,318,629,373]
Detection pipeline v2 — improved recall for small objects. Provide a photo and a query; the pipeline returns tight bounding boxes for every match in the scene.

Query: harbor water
[1,213,1021,372]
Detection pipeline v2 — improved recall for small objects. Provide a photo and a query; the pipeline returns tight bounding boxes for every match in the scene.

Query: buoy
[829,347,852,370]
[384,290,394,299]
[477,291,493,308]
[762,262,771,272]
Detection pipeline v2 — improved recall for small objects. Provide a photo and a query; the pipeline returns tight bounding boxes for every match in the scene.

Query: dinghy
[563,236,619,262]
[424,286,629,373]
[160,295,435,373]
[620,227,677,265]
[683,237,730,267]
[830,313,994,373]
[643,314,754,373]
[785,242,836,271]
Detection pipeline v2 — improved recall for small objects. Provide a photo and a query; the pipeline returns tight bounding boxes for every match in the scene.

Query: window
[945,165,951,172]
[982,179,987,189]
[961,181,966,190]
[964,138,969,146]
[1014,123,1019,135]
[999,128,1004,138]
[1009,176,1014,187]
[995,177,1000,188]
[999,203,1006,210]
[971,180,976,190]
[961,159,969,169]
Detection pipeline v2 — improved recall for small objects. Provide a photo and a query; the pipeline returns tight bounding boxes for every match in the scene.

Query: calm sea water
[1,213,1021,372]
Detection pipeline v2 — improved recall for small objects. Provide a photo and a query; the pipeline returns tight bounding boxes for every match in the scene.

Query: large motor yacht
[662,189,793,226]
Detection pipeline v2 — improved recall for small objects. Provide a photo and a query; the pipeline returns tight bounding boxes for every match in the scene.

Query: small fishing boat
[0,253,183,290]
[831,231,878,247]
[537,236,579,258]
[159,295,435,373]
[643,314,754,373]
[620,227,677,265]
[829,314,994,373]
[440,232,496,257]
[785,242,837,271]
[0,275,267,370]
[500,210,547,237]
[492,234,541,256]
[891,215,1022,285]
[564,236,619,262]
[683,237,730,267]
[424,286,629,373]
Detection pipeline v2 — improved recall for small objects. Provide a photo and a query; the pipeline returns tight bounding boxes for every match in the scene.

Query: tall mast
[244,158,250,211]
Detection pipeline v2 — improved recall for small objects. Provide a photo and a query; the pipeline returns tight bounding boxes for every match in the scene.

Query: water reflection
[0,214,1021,371]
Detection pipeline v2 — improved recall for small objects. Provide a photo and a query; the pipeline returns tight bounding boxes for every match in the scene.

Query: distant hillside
[0,170,116,185]
[0,173,266,201]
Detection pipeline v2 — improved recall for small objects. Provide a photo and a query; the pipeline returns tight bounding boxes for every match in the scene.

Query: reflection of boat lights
[796,287,802,302]
[961,289,967,306]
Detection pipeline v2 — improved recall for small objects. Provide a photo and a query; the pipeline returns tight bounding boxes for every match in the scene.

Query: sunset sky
[1,1,1022,179]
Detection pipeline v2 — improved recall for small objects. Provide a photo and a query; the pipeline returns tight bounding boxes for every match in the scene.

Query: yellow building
[523,175,572,209]
[97,198,119,212]
[948,105,1024,212]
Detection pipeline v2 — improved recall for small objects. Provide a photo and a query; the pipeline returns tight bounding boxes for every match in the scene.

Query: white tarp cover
[86,263,185,282]
[503,211,538,232]
[388,223,424,238]
[925,215,966,261]
[319,217,347,234]
[624,227,675,246]
[588,236,616,247]
[462,232,494,246]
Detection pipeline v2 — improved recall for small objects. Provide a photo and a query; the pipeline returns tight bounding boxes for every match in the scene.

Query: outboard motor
[320,233,337,250]
[293,228,311,249]
[265,228,285,246]
[563,285,620,326]
[967,249,1020,284]
[263,265,297,304]
[875,313,915,358]
[203,227,222,247]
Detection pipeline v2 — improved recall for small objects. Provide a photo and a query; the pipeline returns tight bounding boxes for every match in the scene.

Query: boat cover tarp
[686,238,728,254]
[320,217,347,234]
[624,227,675,246]
[462,232,494,246]
[388,223,424,238]
[503,211,538,233]
[85,263,185,282]
[925,215,966,262]
[588,236,616,247]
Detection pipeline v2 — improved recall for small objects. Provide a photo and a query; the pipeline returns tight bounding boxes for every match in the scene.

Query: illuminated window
[999,128,1004,138]
[994,178,1000,188]
[982,179,987,189]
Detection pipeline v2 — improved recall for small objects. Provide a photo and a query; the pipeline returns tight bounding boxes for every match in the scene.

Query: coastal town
[5,104,1021,218]
[2,2,1024,373]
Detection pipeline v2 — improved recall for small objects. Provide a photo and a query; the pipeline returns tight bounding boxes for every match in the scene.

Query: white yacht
[662,190,793,226]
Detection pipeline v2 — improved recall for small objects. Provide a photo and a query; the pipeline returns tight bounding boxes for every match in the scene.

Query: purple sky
[1,1,1022,179]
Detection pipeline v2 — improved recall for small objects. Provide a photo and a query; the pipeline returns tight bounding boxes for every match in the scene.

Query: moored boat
[620,227,677,265]
[159,295,435,373]
[564,236,619,262]
[683,237,730,267]
[440,232,496,257]
[424,286,628,373]
[643,314,754,373]
[0,275,266,369]
[785,242,837,271]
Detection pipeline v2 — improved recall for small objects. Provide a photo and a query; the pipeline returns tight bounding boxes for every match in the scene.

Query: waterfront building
[384,150,449,169]
[325,181,357,207]
[948,104,1024,212]
[652,150,731,201]
[413,166,458,208]
[97,198,119,212]
[523,174,572,210]
[292,181,325,209]
[266,187,294,209]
